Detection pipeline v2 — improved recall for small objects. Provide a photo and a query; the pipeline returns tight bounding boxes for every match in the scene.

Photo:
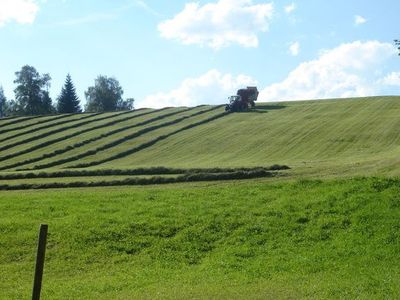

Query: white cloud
[377,72,400,86]
[284,3,296,14]
[354,15,367,26]
[259,40,397,102]
[289,41,300,56]
[139,69,257,108]
[0,0,39,26]
[158,0,274,49]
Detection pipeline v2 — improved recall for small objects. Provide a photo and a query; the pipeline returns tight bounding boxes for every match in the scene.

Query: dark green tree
[395,39,400,55]
[0,86,6,118]
[14,65,54,115]
[85,75,124,112]
[116,97,134,111]
[57,74,81,113]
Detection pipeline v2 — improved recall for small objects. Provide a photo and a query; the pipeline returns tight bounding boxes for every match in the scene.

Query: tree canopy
[13,65,54,115]
[117,97,135,111]
[0,86,6,118]
[395,39,400,55]
[85,76,124,112]
[57,74,81,113]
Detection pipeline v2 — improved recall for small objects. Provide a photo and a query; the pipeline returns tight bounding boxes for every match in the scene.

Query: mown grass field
[1,96,400,298]
[0,96,399,183]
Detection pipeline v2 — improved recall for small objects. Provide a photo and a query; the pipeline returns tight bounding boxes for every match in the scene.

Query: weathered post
[32,224,48,300]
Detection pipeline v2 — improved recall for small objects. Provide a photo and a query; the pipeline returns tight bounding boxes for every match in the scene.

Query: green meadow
[1,178,400,299]
[1,96,400,298]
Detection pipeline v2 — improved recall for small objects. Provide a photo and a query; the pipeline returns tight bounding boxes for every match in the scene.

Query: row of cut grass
[0,114,46,128]
[0,166,289,187]
[69,109,229,169]
[0,108,169,164]
[55,107,222,167]
[0,169,277,190]
[0,113,79,135]
[28,106,225,170]
[0,108,193,170]
[0,108,187,168]
[0,109,150,153]
[0,113,99,143]
[0,112,103,144]
[0,165,288,180]
[1,175,180,185]
[0,107,196,170]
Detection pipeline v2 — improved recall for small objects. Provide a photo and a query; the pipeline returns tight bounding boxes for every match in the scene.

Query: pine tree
[57,74,81,113]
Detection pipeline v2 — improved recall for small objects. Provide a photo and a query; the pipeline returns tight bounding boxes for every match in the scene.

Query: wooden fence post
[32,224,48,300]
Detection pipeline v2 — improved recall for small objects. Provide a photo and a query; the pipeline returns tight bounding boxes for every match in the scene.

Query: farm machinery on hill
[225,86,259,112]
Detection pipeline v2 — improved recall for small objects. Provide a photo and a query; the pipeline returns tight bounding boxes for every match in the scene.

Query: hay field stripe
[69,110,229,168]
[32,106,224,170]
[0,110,135,144]
[0,107,195,170]
[0,115,47,128]
[0,113,83,135]
[0,109,150,153]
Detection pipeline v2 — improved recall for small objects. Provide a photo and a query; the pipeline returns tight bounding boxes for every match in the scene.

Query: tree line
[0,65,134,118]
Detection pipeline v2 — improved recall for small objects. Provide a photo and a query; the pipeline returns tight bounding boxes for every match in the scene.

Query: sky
[0,0,399,108]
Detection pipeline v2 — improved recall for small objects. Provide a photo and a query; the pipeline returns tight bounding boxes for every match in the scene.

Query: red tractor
[225,86,259,112]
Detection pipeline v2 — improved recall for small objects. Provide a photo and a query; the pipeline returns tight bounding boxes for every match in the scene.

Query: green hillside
[0,96,400,188]
[1,97,400,298]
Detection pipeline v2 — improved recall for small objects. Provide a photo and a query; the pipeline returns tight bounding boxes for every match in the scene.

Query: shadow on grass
[240,105,287,114]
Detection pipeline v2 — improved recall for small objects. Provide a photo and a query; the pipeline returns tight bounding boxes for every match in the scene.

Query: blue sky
[0,0,399,108]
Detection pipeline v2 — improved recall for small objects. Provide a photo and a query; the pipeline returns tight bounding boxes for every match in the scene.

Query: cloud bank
[259,41,397,101]
[158,0,274,49]
[140,41,399,108]
[138,69,257,108]
[0,0,39,26]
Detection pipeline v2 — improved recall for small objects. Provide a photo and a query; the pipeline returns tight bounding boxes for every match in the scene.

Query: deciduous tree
[13,65,54,115]
[117,97,134,111]
[85,75,124,112]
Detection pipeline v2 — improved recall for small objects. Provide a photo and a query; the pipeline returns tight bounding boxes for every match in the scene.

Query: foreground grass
[1,177,400,299]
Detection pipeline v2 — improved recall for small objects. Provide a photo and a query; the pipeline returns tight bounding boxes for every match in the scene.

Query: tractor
[225,86,259,112]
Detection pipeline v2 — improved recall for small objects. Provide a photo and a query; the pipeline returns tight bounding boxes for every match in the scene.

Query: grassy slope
[0,109,152,159]
[1,96,399,179]
[0,108,175,169]
[105,97,400,176]
[1,177,399,299]
[1,97,400,298]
